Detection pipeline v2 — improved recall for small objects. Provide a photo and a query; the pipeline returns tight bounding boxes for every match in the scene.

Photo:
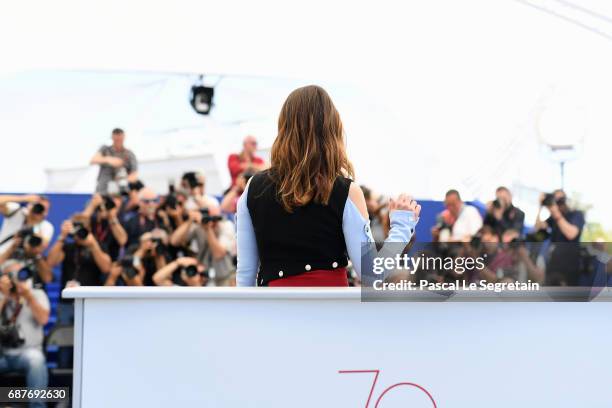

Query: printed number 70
[338,370,437,408]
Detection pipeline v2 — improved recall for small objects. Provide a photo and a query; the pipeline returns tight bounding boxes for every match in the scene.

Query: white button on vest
[332,262,338,268]
[305,264,312,271]
[279,271,284,277]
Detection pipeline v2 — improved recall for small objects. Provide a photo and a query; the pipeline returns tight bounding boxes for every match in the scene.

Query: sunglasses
[141,199,158,204]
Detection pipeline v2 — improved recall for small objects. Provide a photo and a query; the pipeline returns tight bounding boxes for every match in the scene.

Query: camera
[17,227,43,248]
[492,199,502,209]
[182,264,198,278]
[0,324,24,350]
[99,195,116,211]
[30,202,45,215]
[181,264,208,279]
[69,222,89,241]
[16,264,34,282]
[119,256,139,279]
[151,238,167,258]
[541,193,555,207]
[199,208,222,224]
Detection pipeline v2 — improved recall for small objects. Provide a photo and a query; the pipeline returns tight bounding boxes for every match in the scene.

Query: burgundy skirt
[268,267,348,287]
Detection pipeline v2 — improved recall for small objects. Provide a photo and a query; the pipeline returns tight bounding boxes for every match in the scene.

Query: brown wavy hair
[269,85,354,212]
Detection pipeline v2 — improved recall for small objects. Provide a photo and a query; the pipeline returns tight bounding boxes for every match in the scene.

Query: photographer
[0,195,54,255]
[106,231,170,286]
[432,190,482,242]
[105,254,144,287]
[156,187,189,235]
[498,229,545,284]
[535,189,585,242]
[152,256,208,287]
[227,135,266,187]
[535,190,585,285]
[90,128,138,194]
[361,185,390,243]
[220,171,252,214]
[170,207,235,286]
[483,186,525,237]
[0,234,53,285]
[122,187,161,247]
[82,193,127,261]
[47,215,111,325]
[0,262,49,407]
[180,172,219,212]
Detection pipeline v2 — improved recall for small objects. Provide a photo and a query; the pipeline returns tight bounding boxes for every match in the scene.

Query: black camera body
[30,203,45,215]
[17,227,43,248]
[119,256,139,279]
[69,222,90,241]
[199,208,222,224]
[16,263,34,282]
[0,324,24,350]
[100,195,116,211]
[151,238,167,258]
[541,193,555,207]
[183,264,198,278]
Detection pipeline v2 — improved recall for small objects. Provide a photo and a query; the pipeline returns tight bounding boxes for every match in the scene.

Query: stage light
[190,84,214,115]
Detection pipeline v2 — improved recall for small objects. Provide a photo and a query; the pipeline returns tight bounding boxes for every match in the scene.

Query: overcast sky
[0,0,610,229]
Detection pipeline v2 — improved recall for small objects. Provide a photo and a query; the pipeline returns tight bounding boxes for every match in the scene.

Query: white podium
[63,287,612,408]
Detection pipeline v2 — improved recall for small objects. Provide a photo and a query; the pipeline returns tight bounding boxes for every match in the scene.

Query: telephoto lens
[183,264,198,277]
[73,222,90,240]
[26,234,43,248]
[102,195,116,211]
[31,203,45,215]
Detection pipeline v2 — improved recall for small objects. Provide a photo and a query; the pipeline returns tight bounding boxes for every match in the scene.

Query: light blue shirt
[236,182,418,286]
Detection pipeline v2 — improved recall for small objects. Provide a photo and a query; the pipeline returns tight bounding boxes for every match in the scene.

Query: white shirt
[449,204,483,241]
[0,203,54,254]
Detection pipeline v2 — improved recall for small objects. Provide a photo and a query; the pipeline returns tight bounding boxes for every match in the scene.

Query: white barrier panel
[63,287,612,407]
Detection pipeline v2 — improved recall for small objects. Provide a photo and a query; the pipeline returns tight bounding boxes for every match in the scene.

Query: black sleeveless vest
[247,170,351,286]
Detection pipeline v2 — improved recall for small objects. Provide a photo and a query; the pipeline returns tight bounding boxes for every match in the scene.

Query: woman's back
[247,170,351,286]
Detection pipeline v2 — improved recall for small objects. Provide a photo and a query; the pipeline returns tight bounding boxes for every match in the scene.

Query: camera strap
[0,217,32,247]
[1,297,23,326]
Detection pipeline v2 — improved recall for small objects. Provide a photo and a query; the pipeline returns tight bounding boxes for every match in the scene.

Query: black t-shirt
[90,216,121,261]
[483,205,525,236]
[546,210,585,243]
[122,214,157,247]
[60,242,105,301]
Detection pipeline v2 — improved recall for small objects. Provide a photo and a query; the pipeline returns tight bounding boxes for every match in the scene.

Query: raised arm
[343,183,420,280]
[0,194,39,215]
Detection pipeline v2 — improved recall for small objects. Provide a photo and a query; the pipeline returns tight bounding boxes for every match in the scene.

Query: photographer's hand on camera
[0,194,40,214]
[152,256,198,286]
[169,210,201,247]
[535,191,582,242]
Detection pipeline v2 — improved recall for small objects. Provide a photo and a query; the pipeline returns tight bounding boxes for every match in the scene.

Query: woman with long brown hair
[236,85,420,287]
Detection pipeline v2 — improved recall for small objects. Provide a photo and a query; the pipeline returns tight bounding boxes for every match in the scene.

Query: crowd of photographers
[0,130,264,404]
[365,185,605,289]
[0,129,606,403]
